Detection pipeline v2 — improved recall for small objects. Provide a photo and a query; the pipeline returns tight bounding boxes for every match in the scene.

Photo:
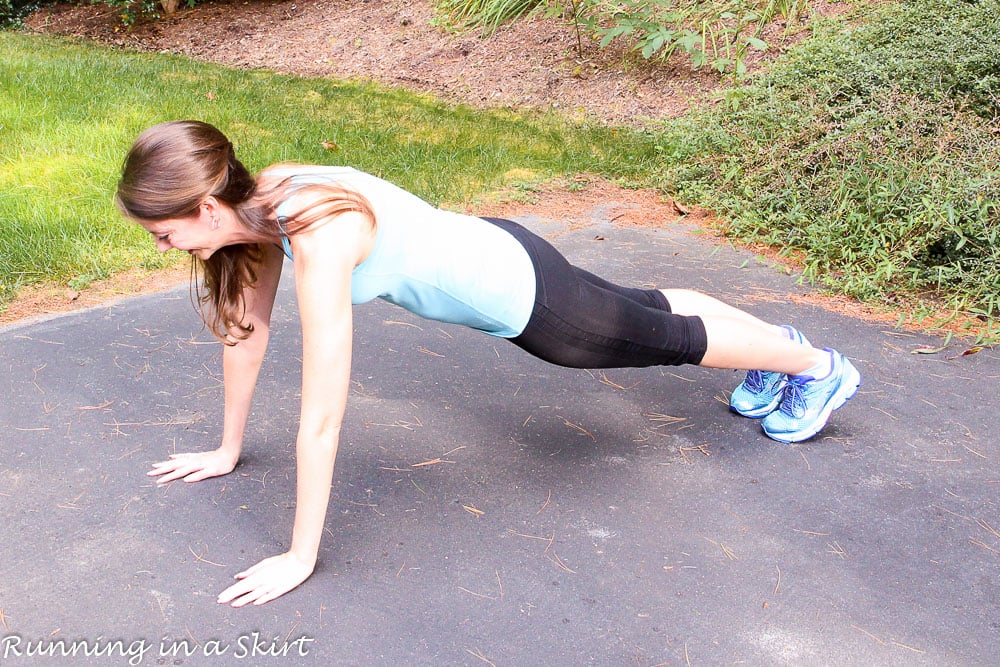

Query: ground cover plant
[0,0,41,27]
[437,0,808,78]
[0,31,658,310]
[656,0,1000,340]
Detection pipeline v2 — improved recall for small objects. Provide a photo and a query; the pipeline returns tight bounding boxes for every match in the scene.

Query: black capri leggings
[482,218,709,369]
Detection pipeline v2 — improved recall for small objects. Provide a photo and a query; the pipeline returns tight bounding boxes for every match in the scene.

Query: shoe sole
[763,362,861,443]
[730,401,780,419]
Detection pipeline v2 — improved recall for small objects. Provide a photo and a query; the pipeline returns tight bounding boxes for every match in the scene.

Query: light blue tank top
[272,167,536,338]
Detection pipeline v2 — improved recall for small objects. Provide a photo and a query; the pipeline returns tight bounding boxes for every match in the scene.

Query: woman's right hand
[147,449,239,484]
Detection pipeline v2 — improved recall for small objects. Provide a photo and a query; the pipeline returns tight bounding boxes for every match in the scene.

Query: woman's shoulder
[258,164,357,218]
[258,163,361,184]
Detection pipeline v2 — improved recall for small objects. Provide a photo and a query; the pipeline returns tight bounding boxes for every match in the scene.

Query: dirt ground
[24,0,836,126]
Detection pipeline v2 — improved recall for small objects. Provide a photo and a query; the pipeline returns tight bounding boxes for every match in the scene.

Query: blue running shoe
[762,349,861,443]
[729,326,810,418]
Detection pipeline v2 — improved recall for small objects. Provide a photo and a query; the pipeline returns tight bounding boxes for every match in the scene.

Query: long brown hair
[116,120,374,343]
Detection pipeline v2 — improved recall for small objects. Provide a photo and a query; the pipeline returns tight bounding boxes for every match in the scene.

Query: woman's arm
[217,210,374,607]
[148,243,285,484]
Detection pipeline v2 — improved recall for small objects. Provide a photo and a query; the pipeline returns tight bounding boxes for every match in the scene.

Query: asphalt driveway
[1,209,997,666]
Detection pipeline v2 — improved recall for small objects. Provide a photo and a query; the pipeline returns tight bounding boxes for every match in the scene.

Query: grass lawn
[0,31,658,307]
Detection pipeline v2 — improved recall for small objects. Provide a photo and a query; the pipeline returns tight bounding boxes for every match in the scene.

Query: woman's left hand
[216,551,315,607]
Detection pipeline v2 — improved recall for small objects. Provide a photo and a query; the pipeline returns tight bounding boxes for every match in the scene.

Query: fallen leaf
[671,199,691,215]
[912,345,948,355]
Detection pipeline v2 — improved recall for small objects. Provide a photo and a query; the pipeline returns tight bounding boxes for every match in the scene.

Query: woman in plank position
[117,120,860,607]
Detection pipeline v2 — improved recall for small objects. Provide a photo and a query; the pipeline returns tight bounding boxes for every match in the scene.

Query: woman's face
[138,203,220,260]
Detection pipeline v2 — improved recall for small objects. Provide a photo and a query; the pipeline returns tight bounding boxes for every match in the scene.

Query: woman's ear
[201,197,221,230]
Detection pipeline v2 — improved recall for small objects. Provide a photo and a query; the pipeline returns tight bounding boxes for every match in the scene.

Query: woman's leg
[659,288,784,335]
[660,288,826,375]
[492,218,709,369]
[486,218,859,442]
[488,216,824,377]
[699,316,827,374]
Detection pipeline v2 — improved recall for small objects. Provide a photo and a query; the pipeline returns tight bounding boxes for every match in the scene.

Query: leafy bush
[1,0,46,28]
[579,0,772,78]
[436,0,804,78]
[657,0,1000,336]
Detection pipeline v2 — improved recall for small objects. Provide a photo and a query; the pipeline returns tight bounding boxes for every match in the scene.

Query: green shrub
[583,0,773,78]
[436,0,802,78]
[657,0,1000,336]
[1,0,46,28]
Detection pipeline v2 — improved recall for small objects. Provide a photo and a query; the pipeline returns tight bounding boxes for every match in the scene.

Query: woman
[117,120,860,607]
